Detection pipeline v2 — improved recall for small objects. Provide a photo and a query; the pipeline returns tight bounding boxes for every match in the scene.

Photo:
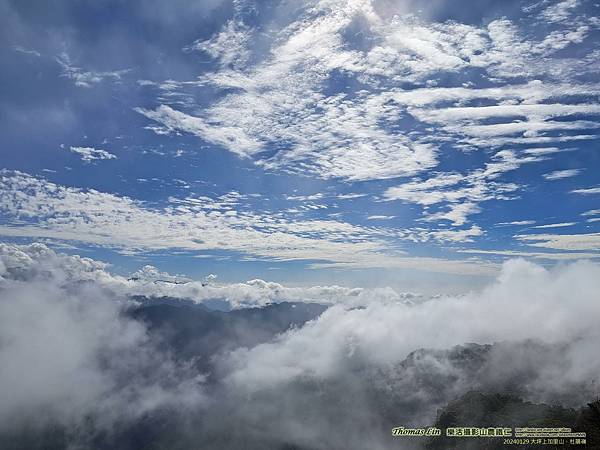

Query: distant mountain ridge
[127,298,329,372]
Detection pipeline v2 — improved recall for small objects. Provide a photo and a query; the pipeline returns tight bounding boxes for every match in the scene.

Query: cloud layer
[2,242,599,449]
[0,171,499,275]
[0,243,206,433]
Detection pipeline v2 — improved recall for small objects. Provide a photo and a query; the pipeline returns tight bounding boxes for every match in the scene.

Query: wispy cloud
[532,222,576,229]
[384,150,542,226]
[571,186,600,195]
[12,46,41,57]
[286,193,325,201]
[139,3,596,175]
[524,147,577,156]
[68,146,117,163]
[56,53,130,88]
[336,193,367,200]
[540,0,580,23]
[497,220,536,226]
[457,248,600,261]
[543,169,581,180]
[581,209,600,217]
[184,20,252,69]
[0,171,496,275]
[366,215,395,220]
[516,232,600,251]
[135,0,598,233]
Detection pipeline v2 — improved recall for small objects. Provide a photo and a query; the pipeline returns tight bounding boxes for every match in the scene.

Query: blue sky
[0,0,599,292]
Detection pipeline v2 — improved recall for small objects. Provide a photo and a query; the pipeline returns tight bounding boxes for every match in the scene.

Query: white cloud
[222,258,600,411]
[3,248,600,447]
[532,222,576,229]
[524,147,576,156]
[410,103,600,147]
[185,20,252,69]
[497,220,536,226]
[68,146,117,162]
[336,193,367,200]
[0,171,495,276]
[581,209,600,217]
[571,186,600,195]
[384,150,541,226]
[135,105,262,157]
[286,193,325,201]
[388,81,600,109]
[516,232,600,251]
[133,0,599,236]
[412,102,600,123]
[366,215,395,220]
[459,133,598,149]
[457,248,600,261]
[0,243,206,431]
[56,53,130,88]
[425,224,484,243]
[12,46,41,57]
[543,169,581,180]
[0,242,422,310]
[540,0,580,23]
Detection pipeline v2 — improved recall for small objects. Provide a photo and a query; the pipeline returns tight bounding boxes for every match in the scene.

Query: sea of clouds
[1,242,599,449]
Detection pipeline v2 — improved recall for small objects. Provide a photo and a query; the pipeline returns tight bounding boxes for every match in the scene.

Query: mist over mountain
[129,300,328,372]
[0,242,599,449]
